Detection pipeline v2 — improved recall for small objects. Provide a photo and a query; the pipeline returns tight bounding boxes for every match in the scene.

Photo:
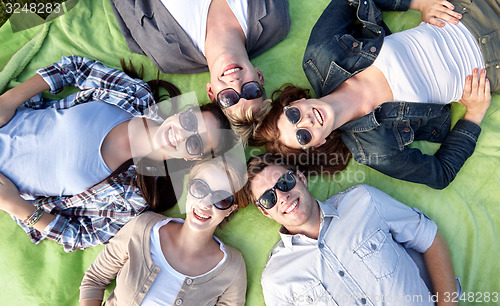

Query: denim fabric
[452,0,500,92]
[339,102,482,189]
[302,0,411,97]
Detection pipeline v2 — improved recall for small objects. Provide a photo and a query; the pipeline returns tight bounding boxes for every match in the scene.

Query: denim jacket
[339,103,481,189]
[302,0,411,97]
[303,0,483,189]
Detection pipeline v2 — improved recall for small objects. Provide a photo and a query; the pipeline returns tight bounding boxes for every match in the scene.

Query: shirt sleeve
[216,251,247,306]
[79,215,138,302]
[364,119,481,189]
[366,185,438,253]
[30,55,154,115]
[13,172,149,252]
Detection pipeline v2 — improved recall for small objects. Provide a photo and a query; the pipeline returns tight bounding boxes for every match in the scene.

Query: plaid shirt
[12,56,157,252]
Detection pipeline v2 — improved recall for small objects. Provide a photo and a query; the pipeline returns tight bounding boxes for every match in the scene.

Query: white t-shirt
[373,21,484,103]
[141,218,228,305]
[160,0,248,55]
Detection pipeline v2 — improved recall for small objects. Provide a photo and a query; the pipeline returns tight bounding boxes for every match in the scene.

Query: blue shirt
[261,185,437,305]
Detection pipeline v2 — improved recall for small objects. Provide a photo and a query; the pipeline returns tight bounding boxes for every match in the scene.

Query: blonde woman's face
[185,165,236,232]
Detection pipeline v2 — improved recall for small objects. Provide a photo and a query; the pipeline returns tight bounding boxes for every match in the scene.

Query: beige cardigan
[80,211,247,305]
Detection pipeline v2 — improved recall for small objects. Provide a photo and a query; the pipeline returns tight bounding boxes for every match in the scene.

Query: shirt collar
[278,199,339,248]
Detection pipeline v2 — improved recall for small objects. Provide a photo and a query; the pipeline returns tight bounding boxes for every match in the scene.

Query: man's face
[250,165,316,231]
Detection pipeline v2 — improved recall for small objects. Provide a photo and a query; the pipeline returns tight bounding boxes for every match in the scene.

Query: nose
[296,112,314,128]
[274,188,290,207]
[176,127,192,142]
[197,196,215,209]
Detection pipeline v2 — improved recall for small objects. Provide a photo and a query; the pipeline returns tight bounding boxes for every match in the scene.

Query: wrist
[464,111,485,125]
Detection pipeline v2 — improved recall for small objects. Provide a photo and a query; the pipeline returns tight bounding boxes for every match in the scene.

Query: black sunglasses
[188,179,235,210]
[284,106,312,148]
[256,171,297,209]
[216,81,264,109]
[179,109,205,156]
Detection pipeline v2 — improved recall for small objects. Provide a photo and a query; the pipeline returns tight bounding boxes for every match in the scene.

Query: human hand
[459,69,491,125]
[410,0,462,27]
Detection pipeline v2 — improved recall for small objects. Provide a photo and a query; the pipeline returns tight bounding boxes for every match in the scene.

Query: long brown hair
[98,61,236,212]
[252,84,352,176]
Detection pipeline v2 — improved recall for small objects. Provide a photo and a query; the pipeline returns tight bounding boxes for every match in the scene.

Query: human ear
[313,139,327,149]
[296,170,308,188]
[257,206,273,219]
[226,205,238,217]
[255,68,264,86]
[206,82,216,101]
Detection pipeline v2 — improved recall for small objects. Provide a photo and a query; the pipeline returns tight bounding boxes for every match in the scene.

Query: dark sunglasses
[216,81,264,109]
[179,108,204,156]
[284,106,313,148]
[256,171,297,209]
[188,179,235,210]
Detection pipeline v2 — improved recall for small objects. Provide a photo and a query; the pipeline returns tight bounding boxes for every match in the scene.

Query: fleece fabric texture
[0,0,499,305]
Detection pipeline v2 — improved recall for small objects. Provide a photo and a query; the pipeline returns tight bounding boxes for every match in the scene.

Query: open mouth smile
[313,108,324,126]
[222,64,242,77]
[284,199,299,214]
[193,208,211,221]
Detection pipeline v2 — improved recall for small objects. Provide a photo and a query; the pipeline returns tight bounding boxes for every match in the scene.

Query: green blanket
[0,0,499,305]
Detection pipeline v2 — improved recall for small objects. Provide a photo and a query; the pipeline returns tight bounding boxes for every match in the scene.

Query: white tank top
[160,0,248,55]
[0,101,132,197]
[141,218,227,305]
[372,21,484,103]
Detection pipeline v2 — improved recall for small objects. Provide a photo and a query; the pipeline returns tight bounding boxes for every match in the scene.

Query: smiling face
[276,98,335,150]
[185,165,237,232]
[250,165,317,233]
[206,56,265,115]
[154,110,222,160]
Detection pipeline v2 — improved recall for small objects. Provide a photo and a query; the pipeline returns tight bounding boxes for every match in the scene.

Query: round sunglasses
[216,81,264,109]
[179,109,204,156]
[256,170,297,209]
[284,106,312,148]
[188,178,235,210]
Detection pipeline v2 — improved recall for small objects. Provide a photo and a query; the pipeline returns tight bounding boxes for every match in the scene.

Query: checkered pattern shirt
[12,56,158,252]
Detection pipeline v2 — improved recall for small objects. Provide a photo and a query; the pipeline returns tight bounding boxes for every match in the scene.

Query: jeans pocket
[292,281,338,305]
[395,119,414,149]
[354,229,400,279]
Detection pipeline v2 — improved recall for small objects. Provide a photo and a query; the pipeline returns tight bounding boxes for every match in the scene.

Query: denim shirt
[302,0,411,97]
[339,102,481,189]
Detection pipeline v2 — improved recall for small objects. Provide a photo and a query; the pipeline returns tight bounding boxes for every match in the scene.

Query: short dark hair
[238,153,297,208]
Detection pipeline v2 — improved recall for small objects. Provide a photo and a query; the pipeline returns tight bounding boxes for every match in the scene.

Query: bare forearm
[0,195,55,232]
[423,232,458,306]
[0,74,50,109]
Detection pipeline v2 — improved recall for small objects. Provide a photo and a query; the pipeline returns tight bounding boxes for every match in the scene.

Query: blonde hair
[222,98,273,146]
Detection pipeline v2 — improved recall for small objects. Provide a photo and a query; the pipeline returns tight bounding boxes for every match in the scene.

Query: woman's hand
[410,0,462,27]
[460,68,491,125]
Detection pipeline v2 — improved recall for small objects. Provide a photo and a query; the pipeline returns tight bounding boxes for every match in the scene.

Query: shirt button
[306,296,314,303]
[496,65,500,69]
[319,243,324,249]
[339,271,345,277]
[186,278,193,285]
[403,127,410,133]
[353,42,359,48]
[370,46,377,53]
[371,243,377,250]
[361,298,367,304]
[141,286,148,293]
[175,299,183,305]
[481,38,487,44]
[364,1,367,4]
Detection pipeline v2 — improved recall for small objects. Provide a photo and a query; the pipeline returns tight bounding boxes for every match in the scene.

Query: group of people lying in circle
[0,0,498,304]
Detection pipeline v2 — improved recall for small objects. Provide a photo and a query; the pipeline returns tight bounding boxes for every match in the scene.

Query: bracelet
[23,207,44,227]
